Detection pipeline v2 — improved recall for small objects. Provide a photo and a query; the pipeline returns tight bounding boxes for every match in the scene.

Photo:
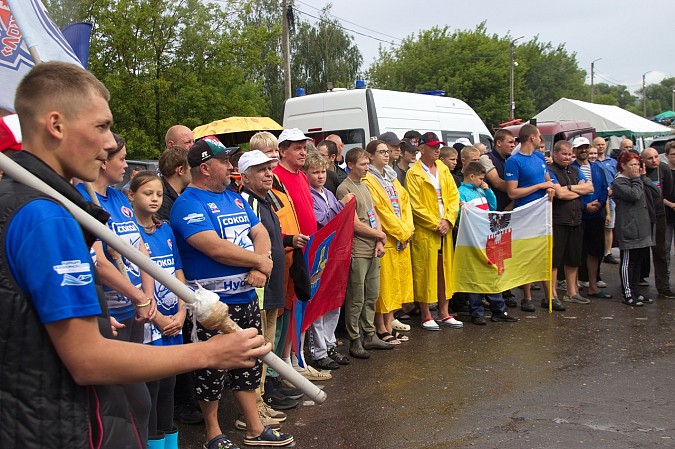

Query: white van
[282,88,493,156]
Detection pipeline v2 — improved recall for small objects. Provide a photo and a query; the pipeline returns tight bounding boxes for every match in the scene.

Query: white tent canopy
[535,98,673,138]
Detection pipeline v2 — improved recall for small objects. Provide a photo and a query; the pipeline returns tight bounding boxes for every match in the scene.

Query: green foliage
[590,84,637,109]
[367,24,588,130]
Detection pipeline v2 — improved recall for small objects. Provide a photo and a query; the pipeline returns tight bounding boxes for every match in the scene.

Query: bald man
[642,148,675,298]
[165,124,195,150]
[326,133,348,175]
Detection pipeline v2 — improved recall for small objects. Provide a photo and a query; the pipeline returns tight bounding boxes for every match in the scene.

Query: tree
[290,6,363,95]
[367,24,587,130]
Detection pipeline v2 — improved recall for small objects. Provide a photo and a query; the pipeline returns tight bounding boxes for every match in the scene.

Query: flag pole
[0,151,327,404]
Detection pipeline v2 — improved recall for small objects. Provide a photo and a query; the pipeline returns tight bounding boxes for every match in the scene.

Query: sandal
[204,433,239,449]
[376,332,401,345]
[391,319,411,331]
[391,330,409,342]
[623,297,644,307]
[588,291,613,299]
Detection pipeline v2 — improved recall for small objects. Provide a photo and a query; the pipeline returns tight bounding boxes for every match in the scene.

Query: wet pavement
[177,251,675,448]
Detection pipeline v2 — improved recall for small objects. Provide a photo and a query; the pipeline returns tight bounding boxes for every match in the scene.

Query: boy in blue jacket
[458,162,519,325]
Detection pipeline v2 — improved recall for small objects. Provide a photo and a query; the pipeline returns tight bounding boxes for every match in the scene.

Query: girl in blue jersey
[76,134,155,447]
[130,171,186,449]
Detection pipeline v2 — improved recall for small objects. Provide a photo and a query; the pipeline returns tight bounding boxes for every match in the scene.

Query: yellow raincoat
[363,171,415,313]
[405,160,459,303]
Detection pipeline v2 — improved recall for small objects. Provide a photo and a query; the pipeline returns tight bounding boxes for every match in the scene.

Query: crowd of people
[2,62,675,449]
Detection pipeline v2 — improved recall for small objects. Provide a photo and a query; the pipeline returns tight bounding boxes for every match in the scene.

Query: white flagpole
[0,151,326,404]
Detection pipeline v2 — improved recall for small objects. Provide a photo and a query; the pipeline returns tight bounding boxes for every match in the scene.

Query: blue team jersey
[5,199,102,324]
[505,151,552,208]
[170,186,260,305]
[140,223,183,346]
[77,184,142,320]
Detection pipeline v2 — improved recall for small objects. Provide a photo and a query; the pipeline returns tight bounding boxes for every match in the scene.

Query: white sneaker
[578,280,590,288]
[597,281,607,288]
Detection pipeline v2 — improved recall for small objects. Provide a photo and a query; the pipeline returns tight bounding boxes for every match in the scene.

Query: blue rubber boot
[147,435,165,449]
[164,427,178,449]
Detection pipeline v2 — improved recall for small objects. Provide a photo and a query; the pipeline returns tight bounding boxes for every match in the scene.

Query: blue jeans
[467,293,506,317]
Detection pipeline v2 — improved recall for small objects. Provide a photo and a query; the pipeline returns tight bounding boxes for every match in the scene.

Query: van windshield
[306,129,366,158]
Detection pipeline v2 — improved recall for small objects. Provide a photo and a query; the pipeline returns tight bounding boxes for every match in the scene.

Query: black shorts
[582,218,605,258]
[552,224,583,268]
[193,299,262,401]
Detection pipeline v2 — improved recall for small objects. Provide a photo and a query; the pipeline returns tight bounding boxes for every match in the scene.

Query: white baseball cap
[238,150,278,174]
[572,136,591,148]
[278,128,309,144]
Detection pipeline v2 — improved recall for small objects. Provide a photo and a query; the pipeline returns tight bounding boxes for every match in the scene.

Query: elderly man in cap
[379,131,404,167]
[170,137,294,448]
[406,131,463,330]
[238,150,303,431]
[570,137,611,299]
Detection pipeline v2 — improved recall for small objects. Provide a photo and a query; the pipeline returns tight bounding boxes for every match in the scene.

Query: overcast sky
[294,0,674,93]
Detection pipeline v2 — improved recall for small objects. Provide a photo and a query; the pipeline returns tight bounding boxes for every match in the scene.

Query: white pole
[0,151,326,404]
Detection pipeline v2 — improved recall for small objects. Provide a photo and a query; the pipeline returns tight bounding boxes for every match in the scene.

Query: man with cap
[274,129,333,380]
[239,150,305,431]
[571,137,611,299]
[394,138,419,187]
[406,131,463,331]
[379,131,403,168]
[170,137,294,448]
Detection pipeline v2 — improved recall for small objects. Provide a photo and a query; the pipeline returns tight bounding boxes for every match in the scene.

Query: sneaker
[504,296,518,308]
[638,278,649,287]
[296,364,332,381]
[471,315,487,325]
[243,426,293,447]
[658,290,675,299]
[235,412,281,431]
[269,376,303,400]
[556,280,567,290]
[437,315,464,328]
[327,347,350,365]
[259,403,287,422]
[562,293,591,304]
[262,387,298,411]
[603,254,619,264]
[597,280,607,288]
[503,289,515,299]
[520,300,535,312]
[421,318,440,331]
[491,311,519,322]
[578,280,590,288]
[176,403,204,425]
[363,333,395,350]
[312,356,339,370]
[623,297,644,307]
[349,339,370,359]
[541,297,567,311]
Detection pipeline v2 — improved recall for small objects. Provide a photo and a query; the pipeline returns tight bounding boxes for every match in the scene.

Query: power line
[295,0,403,43]
[293,7,400,46]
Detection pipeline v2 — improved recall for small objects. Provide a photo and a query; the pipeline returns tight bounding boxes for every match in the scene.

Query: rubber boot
[147,434,165,449]
[164,427,178,449]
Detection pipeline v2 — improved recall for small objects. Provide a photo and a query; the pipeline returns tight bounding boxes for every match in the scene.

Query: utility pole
[282,0,291,100]
[509,36,524,120]
[590,58,601,103]
[672,88,674,112]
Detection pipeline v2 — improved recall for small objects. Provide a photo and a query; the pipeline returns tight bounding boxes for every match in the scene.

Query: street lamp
[590,58,601,103]
[509,36,524,120]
